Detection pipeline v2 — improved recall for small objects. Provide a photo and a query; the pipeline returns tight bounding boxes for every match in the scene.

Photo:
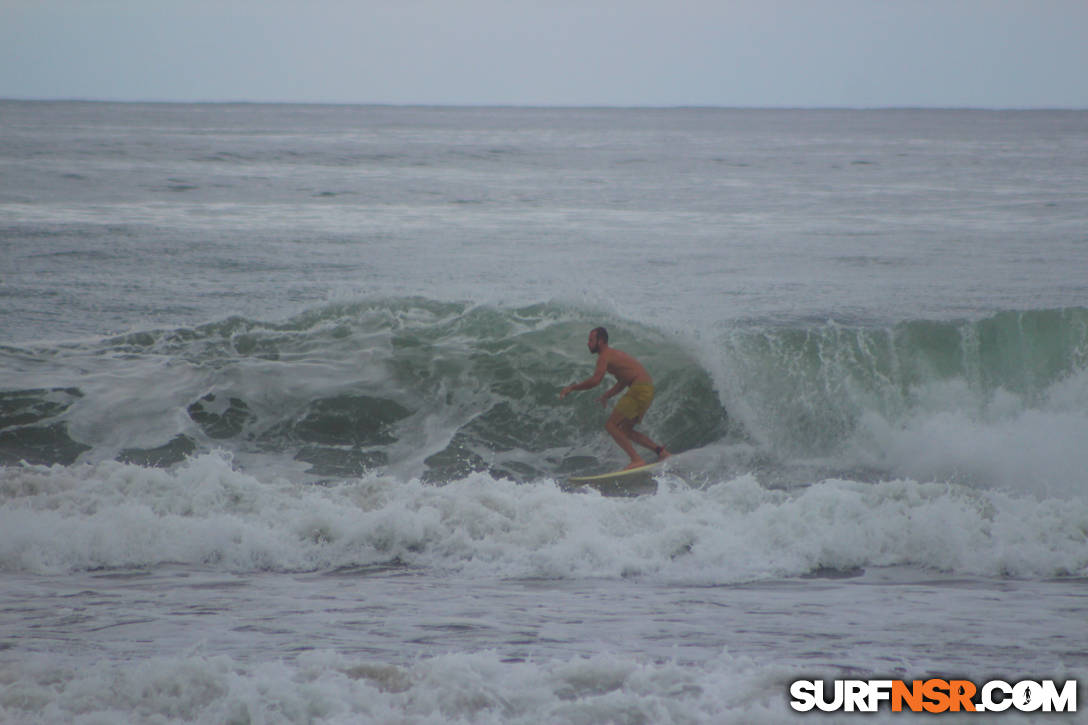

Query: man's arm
[597,378,628,407]
[560,354,608,399]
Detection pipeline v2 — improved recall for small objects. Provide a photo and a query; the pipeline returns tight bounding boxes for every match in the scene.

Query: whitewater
[1,102,1086,723]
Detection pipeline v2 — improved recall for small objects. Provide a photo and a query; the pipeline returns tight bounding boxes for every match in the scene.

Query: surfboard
[567,461,662,483]
[565,461,663,497]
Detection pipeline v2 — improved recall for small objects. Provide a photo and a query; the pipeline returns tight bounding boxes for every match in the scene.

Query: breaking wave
[1,300,1086,584]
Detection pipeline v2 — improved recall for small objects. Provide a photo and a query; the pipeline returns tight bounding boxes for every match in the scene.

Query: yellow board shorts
[613,383,654,423]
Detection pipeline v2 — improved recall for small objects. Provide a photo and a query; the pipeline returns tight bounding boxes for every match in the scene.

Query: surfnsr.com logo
[789,679,1078,714]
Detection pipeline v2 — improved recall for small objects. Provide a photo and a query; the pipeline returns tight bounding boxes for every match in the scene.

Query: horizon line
[2,96,1086,112]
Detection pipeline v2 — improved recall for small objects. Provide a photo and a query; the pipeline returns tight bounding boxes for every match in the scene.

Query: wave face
[0,299,731,482]
[2,302,1088,494]
[2,301,1086,496]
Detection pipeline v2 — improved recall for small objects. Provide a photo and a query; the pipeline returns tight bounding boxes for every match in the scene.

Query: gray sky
[2,0,1086,107]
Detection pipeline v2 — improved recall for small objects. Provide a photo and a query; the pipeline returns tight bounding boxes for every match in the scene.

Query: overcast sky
[2,0,1086,107]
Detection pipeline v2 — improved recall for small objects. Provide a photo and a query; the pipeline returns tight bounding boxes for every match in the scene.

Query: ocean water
[1,101,1087,723]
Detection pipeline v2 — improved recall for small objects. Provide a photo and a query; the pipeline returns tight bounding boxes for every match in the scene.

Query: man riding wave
[560,327,670,470]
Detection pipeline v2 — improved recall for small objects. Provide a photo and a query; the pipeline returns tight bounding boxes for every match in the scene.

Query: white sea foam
[6,646,1080,725]
[0,648,795,725]
[2,453,1085,582]
[848,370,1088,499]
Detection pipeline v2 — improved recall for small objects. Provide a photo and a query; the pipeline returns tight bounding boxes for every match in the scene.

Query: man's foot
[622,458,648,471]
[655,446,671,461]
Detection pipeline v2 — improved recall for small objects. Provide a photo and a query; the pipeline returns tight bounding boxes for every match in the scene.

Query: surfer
[560,327,670,470]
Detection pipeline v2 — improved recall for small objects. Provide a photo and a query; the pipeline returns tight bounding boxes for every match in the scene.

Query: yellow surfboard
[565,461,662,497]
[567,461,662,483]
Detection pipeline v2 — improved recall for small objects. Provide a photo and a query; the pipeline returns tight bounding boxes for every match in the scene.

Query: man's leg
[605,411,646,469]
[619,386,669,461]
[625,424,670,460]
